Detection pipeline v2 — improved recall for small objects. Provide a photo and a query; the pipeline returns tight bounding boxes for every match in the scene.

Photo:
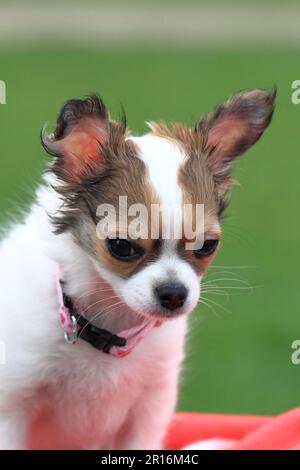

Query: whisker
[198,294,231,316]
[198,298,220,318]
[210,265,256,269]
[80,294,121,317]
[75,286,122,303]
[202,285,256,290]
[202,277,251,283]
[78,300,125,337]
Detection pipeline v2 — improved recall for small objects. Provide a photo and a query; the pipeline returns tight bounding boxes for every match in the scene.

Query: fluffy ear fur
[198,88,276,192]
[42,95,109,184]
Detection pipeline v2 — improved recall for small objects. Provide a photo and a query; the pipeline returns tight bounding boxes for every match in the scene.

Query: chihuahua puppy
[0,89,275,449]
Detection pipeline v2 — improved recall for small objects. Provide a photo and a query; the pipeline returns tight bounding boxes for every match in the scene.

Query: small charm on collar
[64,315,78,344]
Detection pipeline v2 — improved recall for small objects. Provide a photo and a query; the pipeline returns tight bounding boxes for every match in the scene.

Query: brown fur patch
[178,240,220,276]
[93,234,162,279]
[90,141,164,278]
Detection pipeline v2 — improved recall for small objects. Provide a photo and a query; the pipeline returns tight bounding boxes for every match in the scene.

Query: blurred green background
[0,0,300,416]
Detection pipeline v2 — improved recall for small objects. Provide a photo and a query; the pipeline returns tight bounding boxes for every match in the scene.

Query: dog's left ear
[198,88,276,192]
[42,95,110,184]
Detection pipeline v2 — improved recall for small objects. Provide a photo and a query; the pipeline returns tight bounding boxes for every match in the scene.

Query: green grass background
[0,40,299,416]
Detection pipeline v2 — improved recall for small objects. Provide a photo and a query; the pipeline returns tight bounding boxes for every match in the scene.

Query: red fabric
[165,408,300,450]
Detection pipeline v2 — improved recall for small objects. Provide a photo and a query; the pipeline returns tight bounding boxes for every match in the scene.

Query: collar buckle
[64,315,78,344]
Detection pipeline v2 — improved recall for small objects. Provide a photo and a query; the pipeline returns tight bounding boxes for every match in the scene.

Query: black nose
[155,283,188,311]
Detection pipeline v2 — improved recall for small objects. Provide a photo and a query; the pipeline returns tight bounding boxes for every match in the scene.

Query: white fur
[131,135,183,209]
[0,134,201,450]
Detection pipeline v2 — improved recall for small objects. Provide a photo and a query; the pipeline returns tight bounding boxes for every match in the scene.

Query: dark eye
[107,238,144,262]
[194,239,219,258]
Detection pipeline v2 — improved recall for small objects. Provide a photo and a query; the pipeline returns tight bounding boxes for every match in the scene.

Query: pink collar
[56,273,161,358]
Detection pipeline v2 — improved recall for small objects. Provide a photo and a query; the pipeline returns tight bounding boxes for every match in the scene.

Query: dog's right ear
[198,88,276,194]
[42,95,110,184]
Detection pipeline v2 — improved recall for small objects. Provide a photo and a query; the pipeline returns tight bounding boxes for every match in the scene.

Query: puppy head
[42,89,275,319]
